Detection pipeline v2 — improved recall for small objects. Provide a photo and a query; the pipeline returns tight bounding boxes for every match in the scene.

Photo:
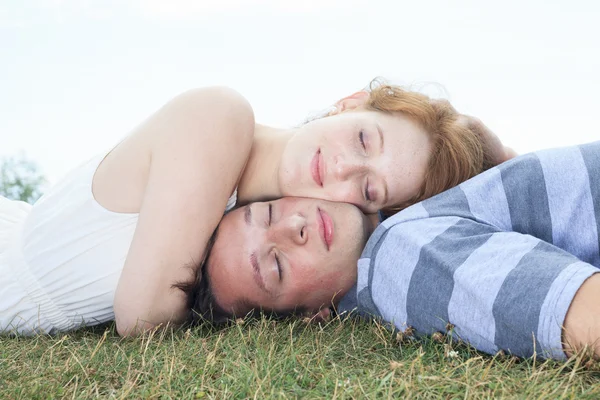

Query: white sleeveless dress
[0,155,237,335]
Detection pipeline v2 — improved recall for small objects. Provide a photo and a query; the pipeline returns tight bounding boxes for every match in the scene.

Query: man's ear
[331,91,370,115]
[302,307,332,323]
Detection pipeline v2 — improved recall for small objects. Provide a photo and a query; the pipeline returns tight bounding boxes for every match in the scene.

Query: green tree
[0,154,47,204]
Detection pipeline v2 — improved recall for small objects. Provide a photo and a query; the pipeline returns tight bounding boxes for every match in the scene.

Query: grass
[1,316,599,399]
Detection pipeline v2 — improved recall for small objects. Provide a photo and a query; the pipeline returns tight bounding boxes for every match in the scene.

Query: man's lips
[317,207,334,250]
[311,149,323,187]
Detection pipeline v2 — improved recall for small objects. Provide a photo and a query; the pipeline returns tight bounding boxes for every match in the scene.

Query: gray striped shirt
[339,141,600,359]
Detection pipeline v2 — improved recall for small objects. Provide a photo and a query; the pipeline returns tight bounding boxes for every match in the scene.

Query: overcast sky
[2,0,599,184]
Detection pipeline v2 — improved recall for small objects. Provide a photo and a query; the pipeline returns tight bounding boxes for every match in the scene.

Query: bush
[0,154,47,204]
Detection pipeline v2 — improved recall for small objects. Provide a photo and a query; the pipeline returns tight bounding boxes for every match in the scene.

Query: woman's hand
[431,99,517,167]
[456,114,517,167]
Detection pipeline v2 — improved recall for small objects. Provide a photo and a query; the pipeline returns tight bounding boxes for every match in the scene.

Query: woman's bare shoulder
[147,86,255,179]
[93,86,255,213]
[125,85,255,153]
[166,86,255,134]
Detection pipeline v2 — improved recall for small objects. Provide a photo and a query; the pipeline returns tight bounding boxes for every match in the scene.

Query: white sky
[1,0,599,184]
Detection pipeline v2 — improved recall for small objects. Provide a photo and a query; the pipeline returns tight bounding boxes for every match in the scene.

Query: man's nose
[270,214,308,246]
[333,154,362,181]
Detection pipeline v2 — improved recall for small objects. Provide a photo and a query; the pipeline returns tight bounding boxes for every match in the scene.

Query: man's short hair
[172,228,232,325]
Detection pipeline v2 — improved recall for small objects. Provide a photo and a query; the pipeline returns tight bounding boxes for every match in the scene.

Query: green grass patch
[1,317,599,399]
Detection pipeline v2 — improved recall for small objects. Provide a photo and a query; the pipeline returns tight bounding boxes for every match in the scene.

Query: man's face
[207,197,375,316]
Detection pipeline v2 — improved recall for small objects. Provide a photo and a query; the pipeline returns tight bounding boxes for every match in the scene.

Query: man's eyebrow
[244,205,252,226]
[250,251,271,296]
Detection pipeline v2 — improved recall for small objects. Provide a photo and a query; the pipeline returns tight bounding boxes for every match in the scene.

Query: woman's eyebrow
[377,122,384,154]
[375,122,388,205]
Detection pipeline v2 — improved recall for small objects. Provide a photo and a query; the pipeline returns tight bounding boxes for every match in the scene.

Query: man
[178,197,378,323]
[190,141,600,360]
[338,140,600,360]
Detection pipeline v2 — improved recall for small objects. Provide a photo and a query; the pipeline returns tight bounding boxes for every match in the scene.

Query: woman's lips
[317,207,334,250]
[311,149,323,187]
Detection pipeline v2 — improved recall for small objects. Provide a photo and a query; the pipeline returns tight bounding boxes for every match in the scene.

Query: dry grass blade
[0,318,599,399]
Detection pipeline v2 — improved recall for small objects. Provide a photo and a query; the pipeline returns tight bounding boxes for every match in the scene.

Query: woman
[0,79,513,336]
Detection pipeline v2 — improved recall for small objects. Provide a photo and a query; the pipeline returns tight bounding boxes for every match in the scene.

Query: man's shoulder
[362,200,474,262]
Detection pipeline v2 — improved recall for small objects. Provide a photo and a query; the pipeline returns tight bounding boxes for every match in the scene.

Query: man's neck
[367,213,381,233]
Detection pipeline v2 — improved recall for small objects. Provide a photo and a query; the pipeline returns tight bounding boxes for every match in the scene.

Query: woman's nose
[271,214,307,246]
[333,154,362,181]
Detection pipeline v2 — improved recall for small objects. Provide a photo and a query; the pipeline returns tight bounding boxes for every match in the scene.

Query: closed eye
[275,254,282,281]
[364,179,371,202]
[359,130,366,150]
[268,203,272,225]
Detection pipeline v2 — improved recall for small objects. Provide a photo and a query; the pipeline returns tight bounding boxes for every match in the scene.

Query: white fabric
[0,155,237,335]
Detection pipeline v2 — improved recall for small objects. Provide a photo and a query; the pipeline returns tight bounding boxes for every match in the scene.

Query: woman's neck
[236,124,293,204]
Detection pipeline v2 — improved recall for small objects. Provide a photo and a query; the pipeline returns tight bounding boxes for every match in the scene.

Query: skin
[89,85,512,336]
[239,92,516,215]
[237,92,433,214]
[207,197,377,316]
[277,109,432,214]
[207,196,600,359]
[93,87,255,336]
[563,273,600,358]
[432,98,517,166]
[92,86,434,335]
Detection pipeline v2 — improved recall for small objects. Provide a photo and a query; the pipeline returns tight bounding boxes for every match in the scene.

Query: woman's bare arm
[113,87,254,336]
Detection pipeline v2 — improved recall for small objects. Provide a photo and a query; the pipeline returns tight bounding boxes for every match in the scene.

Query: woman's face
[279,109,432,213]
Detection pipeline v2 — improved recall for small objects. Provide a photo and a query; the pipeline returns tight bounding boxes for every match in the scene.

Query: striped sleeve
[357,215,597,359]
[342,140,600,359]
